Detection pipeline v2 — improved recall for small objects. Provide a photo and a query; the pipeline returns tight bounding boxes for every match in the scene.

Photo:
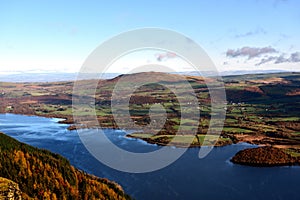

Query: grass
[285,149,300,157]
[223,127,253,133]
[30,92,50,96]
[225,118,238,123]
[173,125,197,131]
[170,118,198,124]
[267,117,300,122]
[128,133,231,146]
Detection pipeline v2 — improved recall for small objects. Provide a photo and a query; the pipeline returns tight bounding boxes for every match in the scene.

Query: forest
[0,132,131,200]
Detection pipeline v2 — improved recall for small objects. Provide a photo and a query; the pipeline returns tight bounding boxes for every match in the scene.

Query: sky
[0,0,300,74]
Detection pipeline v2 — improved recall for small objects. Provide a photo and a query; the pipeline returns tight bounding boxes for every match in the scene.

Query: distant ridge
[0,70,295,82]
[0,73,120,83]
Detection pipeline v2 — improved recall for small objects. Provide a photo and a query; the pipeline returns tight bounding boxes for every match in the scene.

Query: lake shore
[2,111,300,167]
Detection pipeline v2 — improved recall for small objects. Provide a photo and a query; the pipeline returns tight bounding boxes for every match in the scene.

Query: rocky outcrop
[0,177,23,200]
[231,146,300,167]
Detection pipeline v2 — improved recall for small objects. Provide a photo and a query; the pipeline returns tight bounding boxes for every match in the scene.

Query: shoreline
[1,112,300,167]
[126,133,233,148]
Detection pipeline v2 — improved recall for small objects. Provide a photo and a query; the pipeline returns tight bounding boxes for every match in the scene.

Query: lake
[0,113,299,200]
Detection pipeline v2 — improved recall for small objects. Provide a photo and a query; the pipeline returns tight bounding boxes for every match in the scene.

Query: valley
[1,72,300,166]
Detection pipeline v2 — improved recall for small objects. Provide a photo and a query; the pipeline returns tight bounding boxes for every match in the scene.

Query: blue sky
[0,0,299,73]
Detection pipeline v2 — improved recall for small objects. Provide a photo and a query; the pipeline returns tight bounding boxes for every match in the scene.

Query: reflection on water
[1,114,300,200]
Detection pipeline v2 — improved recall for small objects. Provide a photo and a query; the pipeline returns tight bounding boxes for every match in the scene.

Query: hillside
[0,71,299,149]
[0,132,131,200]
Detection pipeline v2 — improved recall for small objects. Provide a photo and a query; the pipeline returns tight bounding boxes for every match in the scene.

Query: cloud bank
[256,52,300,66]
[226,46,277,59]
[226,45,300,66]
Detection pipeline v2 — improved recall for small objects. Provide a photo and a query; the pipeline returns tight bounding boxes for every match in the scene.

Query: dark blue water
[0,113,299,200]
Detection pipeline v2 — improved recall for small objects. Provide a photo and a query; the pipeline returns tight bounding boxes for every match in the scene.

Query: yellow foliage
[0,133,131,200]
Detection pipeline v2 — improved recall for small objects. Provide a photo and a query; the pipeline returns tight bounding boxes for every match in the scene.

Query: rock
[231,146,300,167]
[0,177,22,200]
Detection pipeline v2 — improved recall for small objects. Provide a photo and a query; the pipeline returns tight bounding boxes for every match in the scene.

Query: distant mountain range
[0,70,294,82]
